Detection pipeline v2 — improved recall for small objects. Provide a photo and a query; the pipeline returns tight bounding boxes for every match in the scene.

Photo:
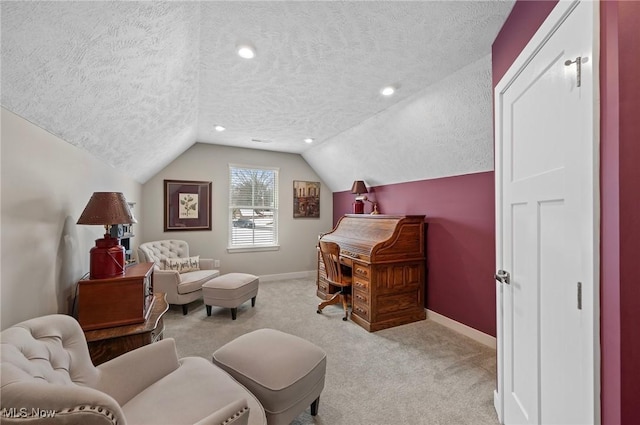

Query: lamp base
[352,200,364,214]
[89,235,126,279]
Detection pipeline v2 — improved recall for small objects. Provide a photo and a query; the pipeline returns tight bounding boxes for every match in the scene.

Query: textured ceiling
[1,1,514,183]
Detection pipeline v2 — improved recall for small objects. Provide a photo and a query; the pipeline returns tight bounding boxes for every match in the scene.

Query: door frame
[493,1,601,423]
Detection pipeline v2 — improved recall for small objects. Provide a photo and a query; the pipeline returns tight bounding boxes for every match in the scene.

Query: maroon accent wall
[601,2,640,423]
[494,1,640,423]
[333,172,496,336]
[617,0,640,417]
[600,2,621,422]
[491,0,558,86]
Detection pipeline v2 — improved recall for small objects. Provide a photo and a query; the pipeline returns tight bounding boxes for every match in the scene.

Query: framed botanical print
[164,180,212,231]
[293,180,320,218]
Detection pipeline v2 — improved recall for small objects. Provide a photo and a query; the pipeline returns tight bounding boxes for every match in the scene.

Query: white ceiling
[1,1,514,184]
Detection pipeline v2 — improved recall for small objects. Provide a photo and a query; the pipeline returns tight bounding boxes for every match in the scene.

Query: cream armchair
[0,314,267,425]
[138,240,220,314]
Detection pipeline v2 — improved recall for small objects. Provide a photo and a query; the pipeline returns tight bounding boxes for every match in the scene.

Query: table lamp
[77,192,137,279]
[351,180,380,214]
[351,180,368,214]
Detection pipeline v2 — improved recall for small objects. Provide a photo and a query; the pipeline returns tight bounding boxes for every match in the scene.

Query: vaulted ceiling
[1,1,514,184]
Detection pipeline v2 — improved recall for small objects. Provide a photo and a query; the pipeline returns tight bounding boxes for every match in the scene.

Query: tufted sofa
[0,314,267,425]
[137,240,220,315]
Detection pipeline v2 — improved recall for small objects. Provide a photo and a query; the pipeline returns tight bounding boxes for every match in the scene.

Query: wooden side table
[84,293,169,365]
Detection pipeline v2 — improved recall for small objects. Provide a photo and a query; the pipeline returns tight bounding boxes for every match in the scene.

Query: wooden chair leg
[311,396,320,416]
[341,294,349,321]
[317,291,341,313]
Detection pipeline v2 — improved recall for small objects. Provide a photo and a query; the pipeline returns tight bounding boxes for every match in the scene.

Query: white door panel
[504,201,537,423]
[495,1,597,424]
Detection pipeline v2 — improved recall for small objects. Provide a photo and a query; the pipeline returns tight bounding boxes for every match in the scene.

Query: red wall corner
[333,172,497,337]
[495,0,640,423]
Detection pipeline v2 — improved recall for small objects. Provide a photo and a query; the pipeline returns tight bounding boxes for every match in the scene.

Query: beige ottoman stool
[212,329,327,425]
[203,273,259,320]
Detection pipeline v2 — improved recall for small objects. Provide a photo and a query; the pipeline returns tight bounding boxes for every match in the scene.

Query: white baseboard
[494,390,503,424]
[258,270,315,282]
[426,309,496,349]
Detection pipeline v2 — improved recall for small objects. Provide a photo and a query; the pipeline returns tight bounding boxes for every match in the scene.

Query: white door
[494,1,598,424]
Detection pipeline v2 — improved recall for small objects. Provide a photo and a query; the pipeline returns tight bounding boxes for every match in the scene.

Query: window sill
[227,245,280,253]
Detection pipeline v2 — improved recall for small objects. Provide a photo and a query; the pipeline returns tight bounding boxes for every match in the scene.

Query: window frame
[227,163,280,252]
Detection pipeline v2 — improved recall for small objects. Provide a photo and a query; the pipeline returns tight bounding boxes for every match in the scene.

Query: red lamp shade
[77,192,137,279]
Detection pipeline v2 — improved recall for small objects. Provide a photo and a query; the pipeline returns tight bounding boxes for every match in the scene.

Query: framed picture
[164,180,212,231]
[293,181,320,218]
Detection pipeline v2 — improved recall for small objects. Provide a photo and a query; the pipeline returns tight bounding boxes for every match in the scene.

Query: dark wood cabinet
[318,214,426,332]
[76,262,154,331]
[84,293,168,365]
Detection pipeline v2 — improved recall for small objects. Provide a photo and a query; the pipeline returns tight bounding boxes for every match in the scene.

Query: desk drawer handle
[355,293,367,301]
[355,267,368,276]
[355,306,368,315]
[355,281,367,288]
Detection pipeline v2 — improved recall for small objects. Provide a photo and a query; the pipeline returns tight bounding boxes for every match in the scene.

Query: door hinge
[495,270,510,285]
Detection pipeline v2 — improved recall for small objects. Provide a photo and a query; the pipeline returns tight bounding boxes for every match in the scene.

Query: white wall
[2,1,201,183]
[140,143,333,276]
[0,108,142,329]
[304,55,495,192]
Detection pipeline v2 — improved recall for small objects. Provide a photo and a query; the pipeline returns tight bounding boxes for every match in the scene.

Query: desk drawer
[318,277,338,299]
[318,279,330,294]
[353,288,370,306]
[353,263,370,279]
[353,276,369,290]
[352,303,370,321]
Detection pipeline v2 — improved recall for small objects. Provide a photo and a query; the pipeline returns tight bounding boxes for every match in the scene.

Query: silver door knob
[495,270,510,285]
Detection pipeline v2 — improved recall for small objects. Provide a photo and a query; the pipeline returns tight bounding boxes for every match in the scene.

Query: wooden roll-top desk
[317,214,426,332]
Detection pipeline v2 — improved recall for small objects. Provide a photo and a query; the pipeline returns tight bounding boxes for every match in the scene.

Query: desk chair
[317,240,352,321]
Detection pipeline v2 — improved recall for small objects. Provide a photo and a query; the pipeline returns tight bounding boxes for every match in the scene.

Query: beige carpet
[163,277,499,425]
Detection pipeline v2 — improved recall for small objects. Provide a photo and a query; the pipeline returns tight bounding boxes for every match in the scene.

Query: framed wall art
[164,180,212,231]
[293,180,320,218]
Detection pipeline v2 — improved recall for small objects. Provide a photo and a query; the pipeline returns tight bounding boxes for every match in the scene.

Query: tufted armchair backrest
[1,314,99,388]
[137,240,190,269]
[0,315,125,424]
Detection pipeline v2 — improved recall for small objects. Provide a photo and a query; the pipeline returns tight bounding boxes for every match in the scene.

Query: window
[228,164,279,250]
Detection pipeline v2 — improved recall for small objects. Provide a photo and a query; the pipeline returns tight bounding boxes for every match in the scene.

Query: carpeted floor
[163,277,499,425]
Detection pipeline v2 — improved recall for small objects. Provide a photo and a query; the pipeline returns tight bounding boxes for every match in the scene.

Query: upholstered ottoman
[203,273,259,320]
[212,329,327,425]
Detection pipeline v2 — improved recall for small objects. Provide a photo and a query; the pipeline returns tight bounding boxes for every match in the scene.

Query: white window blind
[229,165,278,248]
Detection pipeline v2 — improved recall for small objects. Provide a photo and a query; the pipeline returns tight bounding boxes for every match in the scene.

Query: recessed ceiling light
[214,125,226,132]
[381,86,396,96]
[237,44,256,59]
[304,138,314,144]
